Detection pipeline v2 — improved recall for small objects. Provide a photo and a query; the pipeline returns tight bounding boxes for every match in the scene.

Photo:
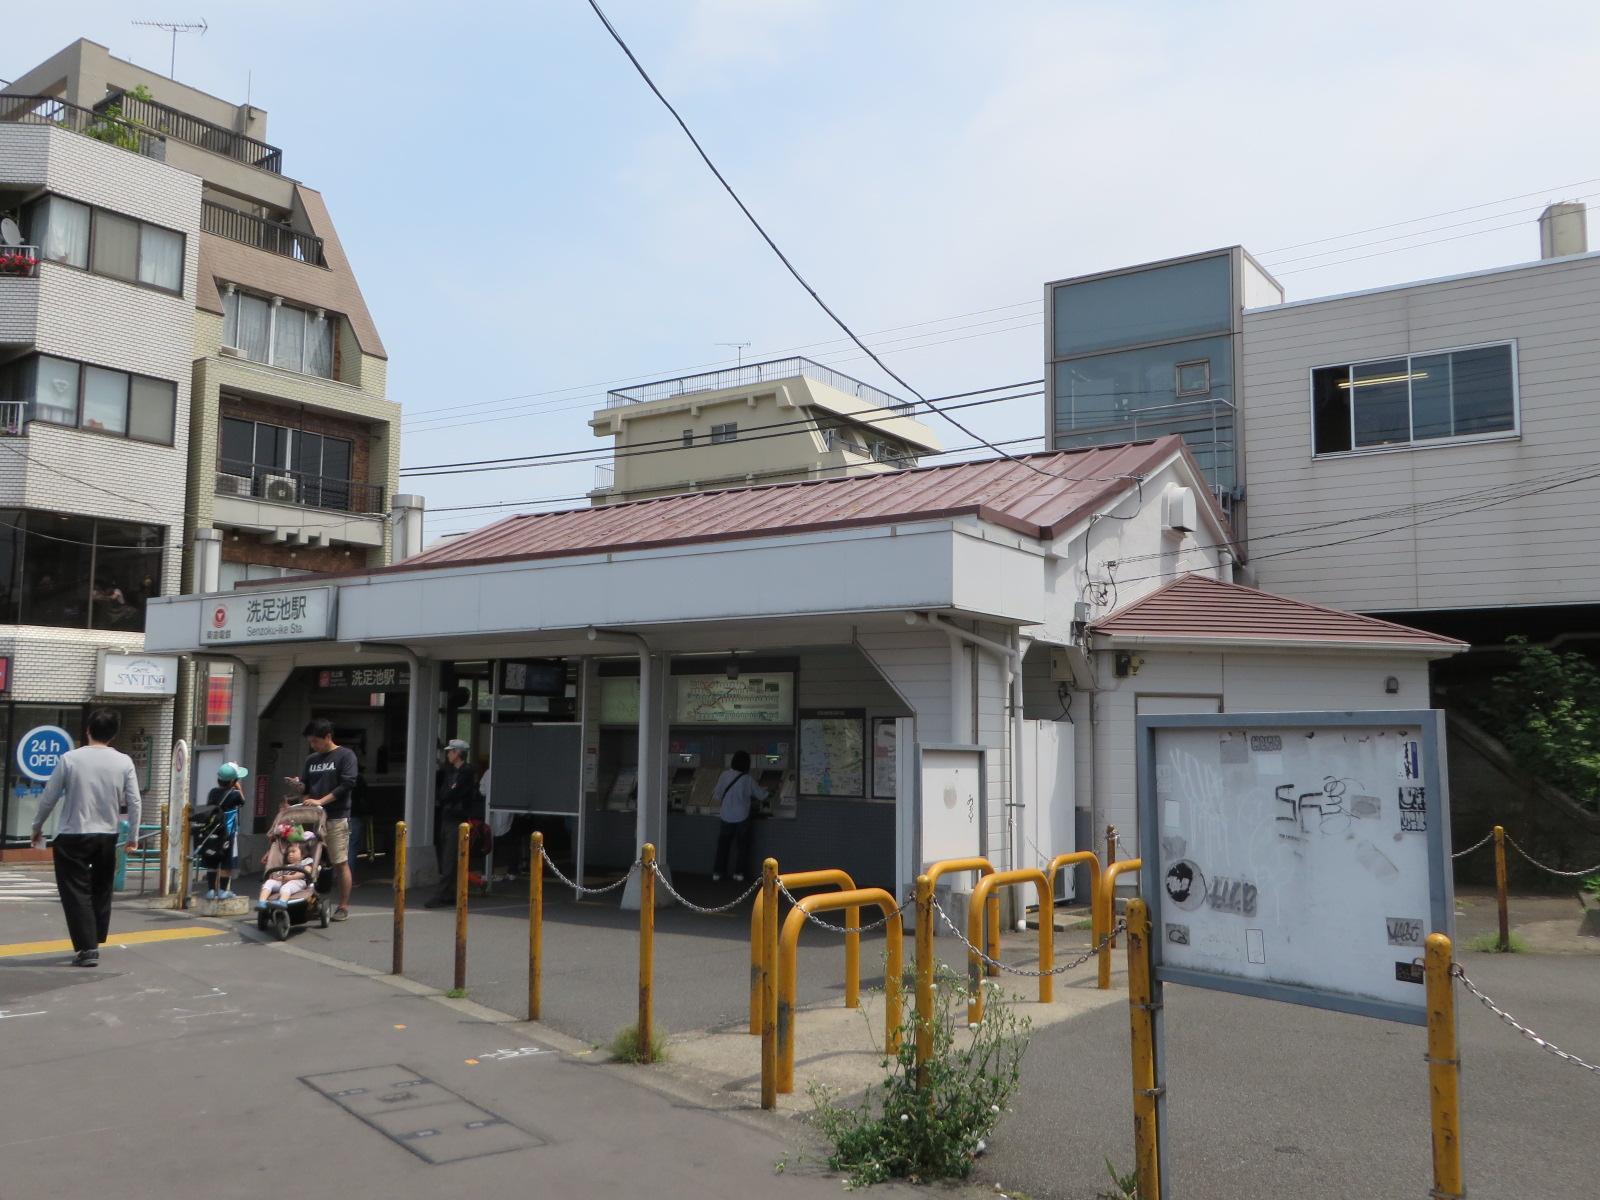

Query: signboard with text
[316,665,410,693]
[201,587,336,644]
[17,725,73,782]
[673,673,794,725]
[97,651,181,696]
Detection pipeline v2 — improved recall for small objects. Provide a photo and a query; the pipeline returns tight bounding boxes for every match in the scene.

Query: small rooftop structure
[606,356,915,412]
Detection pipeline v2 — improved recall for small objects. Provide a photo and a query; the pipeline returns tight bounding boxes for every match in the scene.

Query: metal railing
[0,93,166,160]
[1055,394,1239,507]
[822,427,871,456]
[591,463,615,492]
[98,91,282,174]
[607,356,917,415]
[0,244,40,278]
[0,401,25,436]
[201,200,324,265]
[215,463,385,515]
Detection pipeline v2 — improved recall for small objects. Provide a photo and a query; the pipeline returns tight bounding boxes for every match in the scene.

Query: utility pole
[132,19,208,79]
[716,341,752,369]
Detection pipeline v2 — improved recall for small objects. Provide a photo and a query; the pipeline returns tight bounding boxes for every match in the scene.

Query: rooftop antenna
[716,341,752,368]
[131,18,208,79]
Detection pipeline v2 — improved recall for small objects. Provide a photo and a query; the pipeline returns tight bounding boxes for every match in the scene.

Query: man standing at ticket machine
[711,750,768,883]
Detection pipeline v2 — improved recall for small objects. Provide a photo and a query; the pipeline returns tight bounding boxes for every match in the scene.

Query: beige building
[587,357,940,504]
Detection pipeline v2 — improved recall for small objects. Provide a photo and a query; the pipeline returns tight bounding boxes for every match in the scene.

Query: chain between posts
[777,878,908,933]
[1503,835,1600,878]
[538,845,639,895]
[649,862,761,913]
[932,898,1126,977]
[1452,963,1600,1073]
[1450,830,1496,860]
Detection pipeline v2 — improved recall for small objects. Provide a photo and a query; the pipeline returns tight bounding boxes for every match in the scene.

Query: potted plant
[0,250,38,277]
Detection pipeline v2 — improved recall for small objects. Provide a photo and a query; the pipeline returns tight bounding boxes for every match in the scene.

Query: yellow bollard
[760,857,779,1110]
[176,802,192,909]
[453,821,469,992]
[1126,899,1161,1200]
[638,843,656,1064]
[1493,825,1510,953]
[749,868,858,1033]
[925,856,1002,976]
[1425,933,1465,1199]
[529,831,544,1021]
[1047,850,1105,987]
[777,887,902,1094]
[392,821,407,975]
[966,868,1053,1024]
[157,802,170,898]
[1099,858,1142,989]
[914,874,934,1088]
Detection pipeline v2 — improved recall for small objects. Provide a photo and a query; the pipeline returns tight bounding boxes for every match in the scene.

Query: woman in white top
[711,750,768,883]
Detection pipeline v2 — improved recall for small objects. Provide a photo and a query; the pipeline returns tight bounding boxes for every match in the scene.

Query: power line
[584,0,1057,479]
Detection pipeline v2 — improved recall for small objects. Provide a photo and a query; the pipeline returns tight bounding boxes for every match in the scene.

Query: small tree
[1489,636,1600,809]
[83,85,153,152]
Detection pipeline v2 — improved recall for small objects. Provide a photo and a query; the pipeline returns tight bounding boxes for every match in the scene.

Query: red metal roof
[1091,574,1467,649]
[407,438,1207,570]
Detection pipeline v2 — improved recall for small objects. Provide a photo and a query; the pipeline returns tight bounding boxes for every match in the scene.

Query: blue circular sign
[17,725,73,782]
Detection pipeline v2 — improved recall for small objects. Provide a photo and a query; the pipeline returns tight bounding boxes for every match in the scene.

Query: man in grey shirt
[31,708,142,967]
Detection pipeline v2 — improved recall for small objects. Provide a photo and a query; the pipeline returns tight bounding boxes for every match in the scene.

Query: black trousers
[52,833,119,952]
[433,818,462,901]
[713,818,753,879]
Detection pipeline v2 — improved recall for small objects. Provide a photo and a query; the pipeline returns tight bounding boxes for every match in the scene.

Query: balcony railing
[0,93,166,161]
[98,91,282,174]
[202,200,324,265]
[607,356,917,416]
[0,245,40,278]
[215,463,384,515]
[1054,395,1239,509]
[0,402,25,436]
[591,463,615,493]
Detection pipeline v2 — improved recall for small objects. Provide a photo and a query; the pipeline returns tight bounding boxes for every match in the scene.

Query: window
[681,429,694,447]
[710,422,737,443]
[0,510,165,632]
[24,195,184,293]
[1053,254,1232,357]
[221,414,357,510]
[1175,359,1211,397]
[0,355,176,444]
[1310,343,1516,456]
[222,288,336,378]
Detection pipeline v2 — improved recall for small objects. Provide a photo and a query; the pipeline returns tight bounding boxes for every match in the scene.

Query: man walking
[30,708,141,967]
[425,739,479,908]
[285,718,358,922]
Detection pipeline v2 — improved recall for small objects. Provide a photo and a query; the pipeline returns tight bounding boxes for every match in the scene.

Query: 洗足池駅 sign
[201,587,336,644]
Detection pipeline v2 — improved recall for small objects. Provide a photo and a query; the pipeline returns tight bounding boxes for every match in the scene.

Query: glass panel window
[20,512,95,627]
[1350,359,1410,448]
[90,210,140,281]
[81,366,129,435]
[0,507,22,624]
[1311,366,1353,455]
[91,520,163,632]
[233,292,271,362]
[710,422,737,443]
[127,376,176,444]
[272,303,305,371]
[28,196,90,268]
[137,224,183,292]
[305,313,333,378]
[1312,343,1515,455]
[256,423,289,470]
[320,436,352,481]
[682,429,694,447]
[1174,359,1211,397]
[1053,254,1232,357]
[220,417,254,473]
[31,357,81,427]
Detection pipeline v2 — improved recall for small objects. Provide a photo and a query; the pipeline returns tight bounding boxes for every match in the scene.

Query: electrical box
[1049,646,1075,682]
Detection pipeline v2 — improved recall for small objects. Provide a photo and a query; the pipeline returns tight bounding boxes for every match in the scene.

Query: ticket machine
[667,752,699,812]
[753,751,794,817]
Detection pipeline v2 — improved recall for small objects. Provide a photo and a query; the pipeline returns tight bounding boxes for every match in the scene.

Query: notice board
[916,744,986,869]
[1138,711,1452,1025]
[799,708,864,796]
[488,723,583,815]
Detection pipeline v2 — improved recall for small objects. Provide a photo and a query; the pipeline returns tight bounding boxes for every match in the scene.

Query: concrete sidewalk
[0,897,936,1200]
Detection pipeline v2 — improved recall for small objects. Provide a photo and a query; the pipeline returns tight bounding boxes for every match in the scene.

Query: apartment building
[587,357,939,504]
[0,110,200,850]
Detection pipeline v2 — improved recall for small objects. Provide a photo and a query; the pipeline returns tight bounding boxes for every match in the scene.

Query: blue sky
[12,2,1600,537]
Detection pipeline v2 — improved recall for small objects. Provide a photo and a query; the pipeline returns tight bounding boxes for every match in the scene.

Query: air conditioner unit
[218,344,245,359]
[259,473,299,504]
[216,473,252,497]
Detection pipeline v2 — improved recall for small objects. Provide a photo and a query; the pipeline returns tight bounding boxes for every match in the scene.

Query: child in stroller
[256,806,330,941]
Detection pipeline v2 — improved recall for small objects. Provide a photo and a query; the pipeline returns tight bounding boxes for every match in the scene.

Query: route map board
[673,674,794,725]
[1138,711,1452,1025]
[799,708,864,796]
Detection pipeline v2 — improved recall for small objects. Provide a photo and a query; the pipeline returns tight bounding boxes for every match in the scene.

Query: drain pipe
[588,627,664,909]
[921,613,1029,930]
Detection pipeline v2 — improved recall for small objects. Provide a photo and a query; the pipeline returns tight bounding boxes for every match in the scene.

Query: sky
[11,1,1600,540]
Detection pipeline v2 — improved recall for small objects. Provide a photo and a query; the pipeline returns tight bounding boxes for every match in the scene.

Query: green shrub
[1466,931,1528,953]
[1097,1158,1140,1199]
[1487,637,1600,810]
[805,966,1029,1188]
[608,1022,667,1063]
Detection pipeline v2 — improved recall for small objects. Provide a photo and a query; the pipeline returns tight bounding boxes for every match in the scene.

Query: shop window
[4,511,165,632]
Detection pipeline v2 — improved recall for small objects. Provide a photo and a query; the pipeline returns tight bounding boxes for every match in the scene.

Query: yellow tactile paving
[0,926,223,958]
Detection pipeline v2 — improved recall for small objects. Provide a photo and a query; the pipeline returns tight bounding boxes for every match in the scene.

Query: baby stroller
[256,805,329,941]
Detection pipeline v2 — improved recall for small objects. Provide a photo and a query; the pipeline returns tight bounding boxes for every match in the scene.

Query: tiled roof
[1091,574,1467,650]
[406,437,1214,569]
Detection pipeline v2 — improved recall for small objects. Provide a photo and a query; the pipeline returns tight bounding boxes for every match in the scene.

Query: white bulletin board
[1138,711,1452,1025]
[915,744,987,868]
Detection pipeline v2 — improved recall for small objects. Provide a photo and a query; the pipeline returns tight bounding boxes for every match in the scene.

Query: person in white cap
[203,761,249,899]
[426,738,479,908]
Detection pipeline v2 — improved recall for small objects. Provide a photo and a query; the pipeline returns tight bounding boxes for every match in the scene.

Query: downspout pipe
[588,626,666,909]
[921,614,1030,930]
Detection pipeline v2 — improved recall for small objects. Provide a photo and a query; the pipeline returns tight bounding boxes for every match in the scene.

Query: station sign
[201,586,336,644]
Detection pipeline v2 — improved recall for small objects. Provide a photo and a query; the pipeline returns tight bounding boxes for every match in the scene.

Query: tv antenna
[716,341,752,368]
[131,18,208,79]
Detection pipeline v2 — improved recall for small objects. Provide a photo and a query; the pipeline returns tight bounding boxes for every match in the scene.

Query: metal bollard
[1493,825,1510,952]
[760,857,778,1110]
[914,874,934,1088]
[1425,933,1465,1199]
[1126,899,1161,1200]
[639,843,656,1064]
[529,831,544,1021]
[1099,858,1142,990]
[749,868,858,1034]
[1105,825,1119,951]
[454,821,469,992]
[157,802,170,898]
[966,869,1052,1024]
[392,821,407,975]
[176,802,192,909]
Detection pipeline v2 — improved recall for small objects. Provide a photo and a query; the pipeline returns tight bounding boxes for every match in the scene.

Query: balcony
[202,200,324,265]
[606,356,916,415]
[0,245,40,279]
[215,464,384,515]
[0,402,25,436]
[97,91,282,174]
[591,463,615,493]
[0,93,166,161]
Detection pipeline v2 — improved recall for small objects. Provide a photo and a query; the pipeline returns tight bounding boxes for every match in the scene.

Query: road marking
[0,926,222,959]
[0,1009,48,1020]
